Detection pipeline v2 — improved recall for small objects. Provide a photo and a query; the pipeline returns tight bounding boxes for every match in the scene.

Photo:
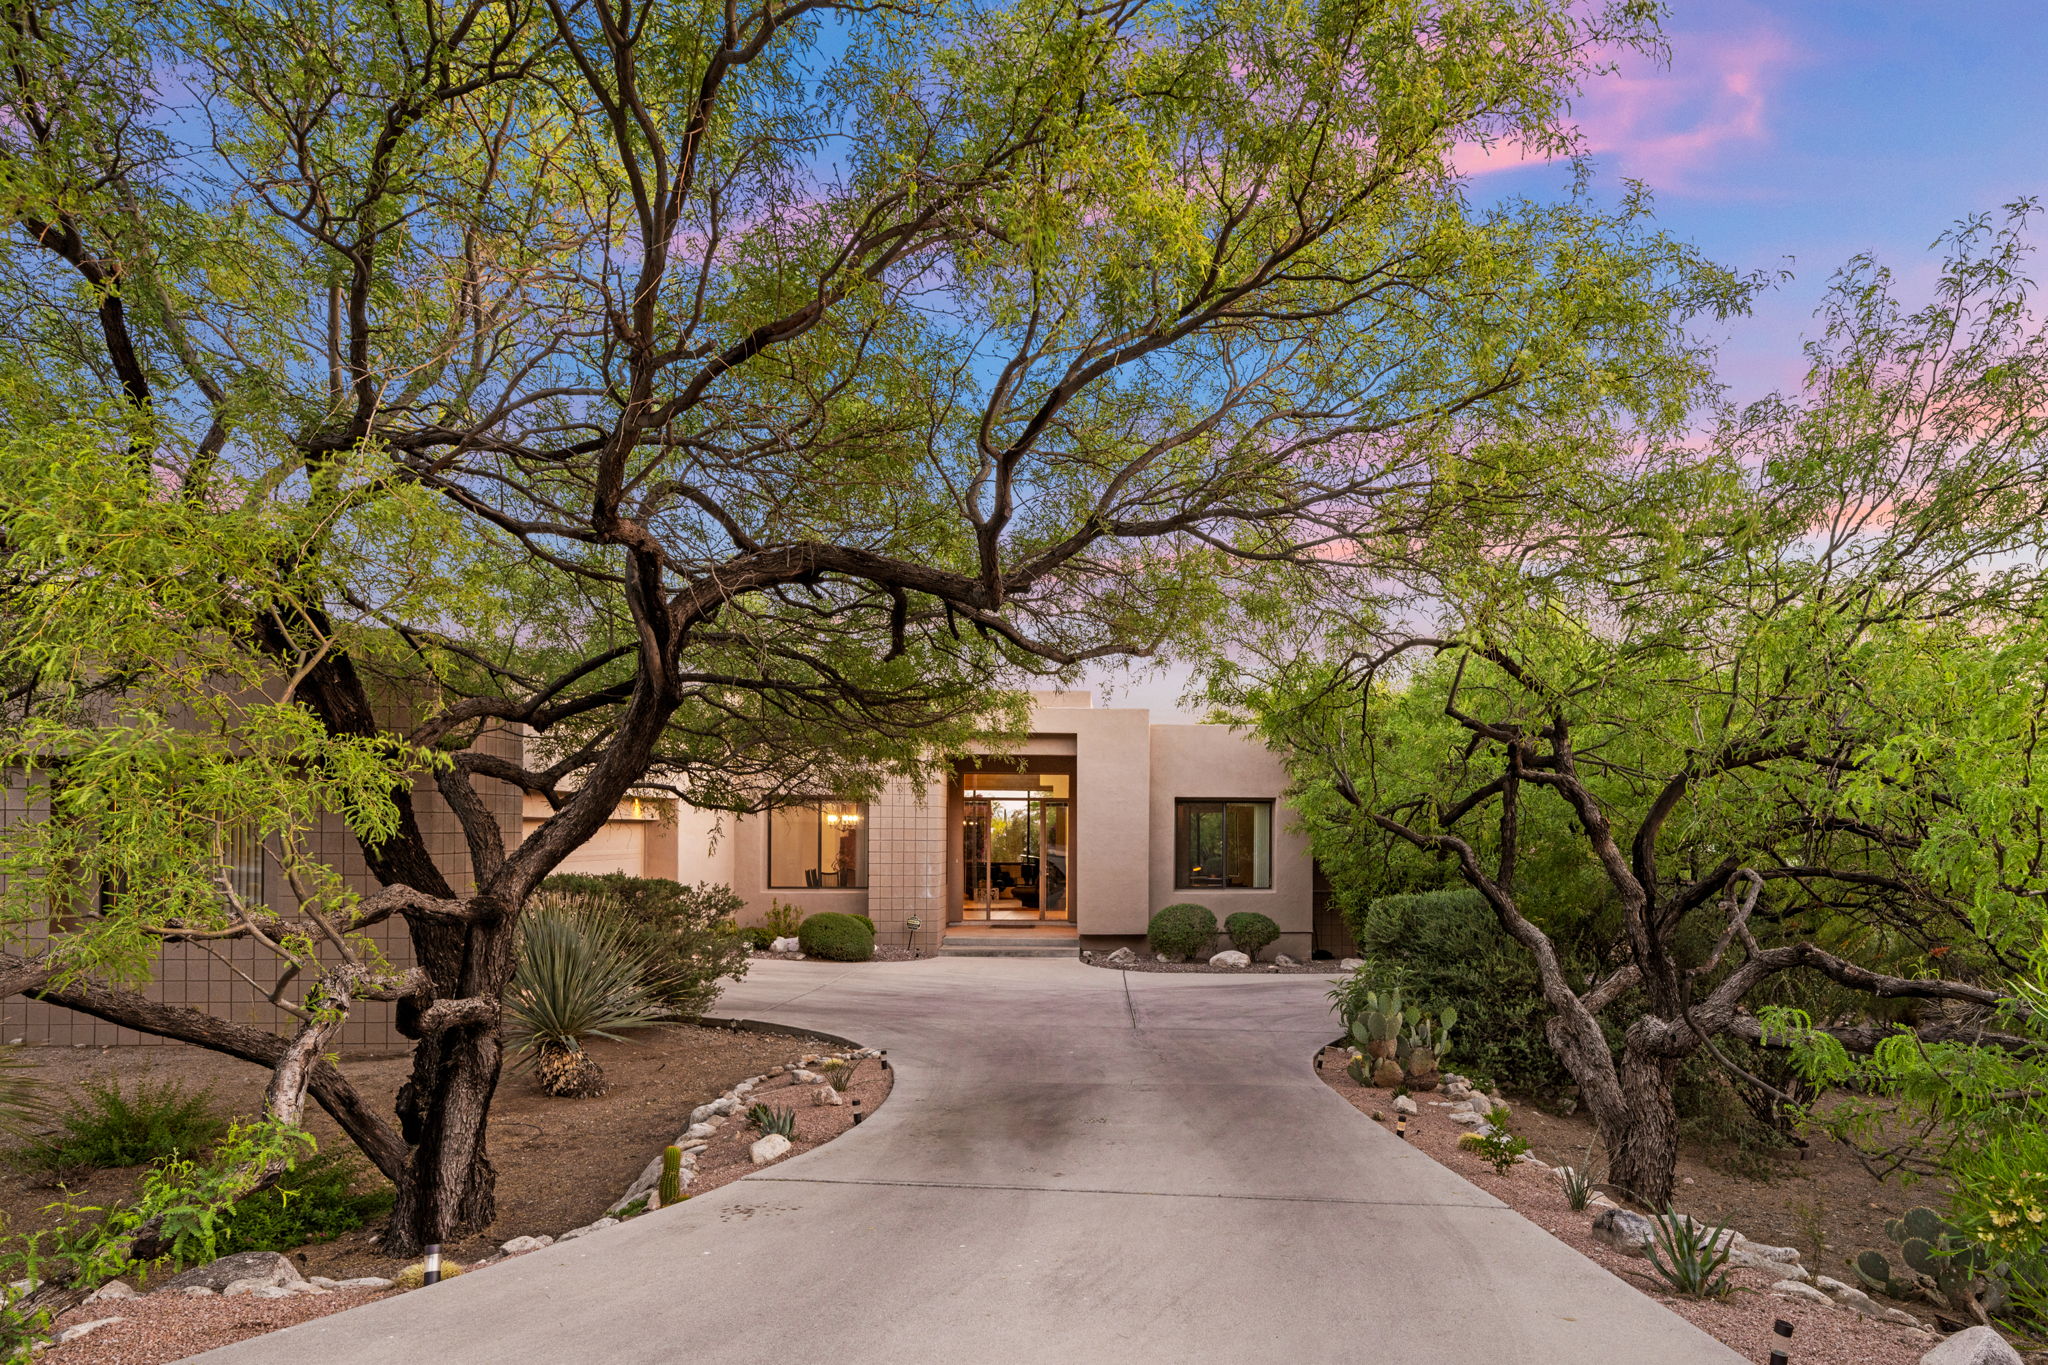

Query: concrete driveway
[193,958,1739,1364]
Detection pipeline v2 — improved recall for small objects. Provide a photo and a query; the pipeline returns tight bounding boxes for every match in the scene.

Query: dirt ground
[2,1022,846,1273]
[1315,1045,1994,1365]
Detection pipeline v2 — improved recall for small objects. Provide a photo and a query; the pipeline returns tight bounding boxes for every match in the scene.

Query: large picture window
[768,802,868,888]
[1174,800,1272,889]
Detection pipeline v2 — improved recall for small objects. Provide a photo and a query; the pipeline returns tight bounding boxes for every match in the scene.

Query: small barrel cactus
[659,1145,685,1206]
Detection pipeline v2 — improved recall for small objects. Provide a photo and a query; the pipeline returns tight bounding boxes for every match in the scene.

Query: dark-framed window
[1174,800,1272,889]
[768,802,868,888]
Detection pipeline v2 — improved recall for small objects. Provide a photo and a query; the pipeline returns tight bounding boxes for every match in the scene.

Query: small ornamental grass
[1646,1210,1736,1300]
[1457,1124,1530,1175]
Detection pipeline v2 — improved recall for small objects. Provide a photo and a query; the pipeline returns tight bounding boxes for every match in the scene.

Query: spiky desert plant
[506,907,670,1097]
[747,1103,796,1138]
[1646,1211,1735,1300]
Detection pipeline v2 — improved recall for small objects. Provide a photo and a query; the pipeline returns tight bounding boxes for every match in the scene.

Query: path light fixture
[1395,1113,1408,1141]
[423,1243,443,1286]
[1768,1318,1792,1365]
[906,915,922,958]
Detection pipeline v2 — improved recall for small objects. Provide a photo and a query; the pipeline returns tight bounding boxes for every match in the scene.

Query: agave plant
[1646,1210,1736,1300]
[505,907,671,1097]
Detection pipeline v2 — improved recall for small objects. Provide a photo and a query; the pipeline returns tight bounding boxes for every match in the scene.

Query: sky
[1083,0,2048,720]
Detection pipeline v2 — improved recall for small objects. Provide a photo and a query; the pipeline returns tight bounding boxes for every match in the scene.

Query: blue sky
[1088,1,2045,717]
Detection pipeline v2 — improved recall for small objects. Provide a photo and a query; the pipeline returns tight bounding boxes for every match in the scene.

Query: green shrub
[535,874,750,1017]
[1223,912,1280,960]
[215,1152,394,1255]
[1146,903,1217,960]
[1346,888,1577,1095]
[16,1077,224,1177]
[764,901,804,938]
[798,912,874,962]
[740,925,775,951]
[747,1102,797,1137]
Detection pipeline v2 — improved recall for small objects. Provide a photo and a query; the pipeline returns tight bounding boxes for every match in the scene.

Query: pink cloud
[1455,24,1799,196]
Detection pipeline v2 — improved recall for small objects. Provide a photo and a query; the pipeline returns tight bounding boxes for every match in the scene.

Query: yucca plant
[747,1103,796,1138]
[1559,1164,1597,1212]
[1646,1210,1736,1299]
[819,1058,857,1093]
[505,907,670,1098]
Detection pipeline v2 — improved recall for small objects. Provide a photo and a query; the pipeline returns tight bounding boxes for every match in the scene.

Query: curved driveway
[196,958,1739,1364]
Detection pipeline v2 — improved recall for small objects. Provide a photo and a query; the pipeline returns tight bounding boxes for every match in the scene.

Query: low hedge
[1223,911,1280,960]
[798,911,875,962]
[1147,903,1217,960]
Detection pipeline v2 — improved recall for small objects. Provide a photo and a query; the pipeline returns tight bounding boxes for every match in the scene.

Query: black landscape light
[1395,1113,1408,1141]
[1768,1318,1792,1365]
[423,1243,443,1286]
[853,1112,865,1124]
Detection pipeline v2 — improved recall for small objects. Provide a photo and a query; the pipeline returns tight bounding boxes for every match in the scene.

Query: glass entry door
[961,794,1070,922]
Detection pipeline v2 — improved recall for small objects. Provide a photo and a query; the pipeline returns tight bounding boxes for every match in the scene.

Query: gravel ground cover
[1317,1045,1953,1365]
[747,946,932,964]
[39,1288,392,1365]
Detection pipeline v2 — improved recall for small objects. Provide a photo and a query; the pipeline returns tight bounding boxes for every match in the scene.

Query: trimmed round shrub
[798,912,875,962]
[1147,903,1217,961]
[740,925,775,951]
[1223,911,1280,961]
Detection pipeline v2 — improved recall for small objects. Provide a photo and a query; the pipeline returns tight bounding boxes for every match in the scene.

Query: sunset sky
[1094,1,2045,715]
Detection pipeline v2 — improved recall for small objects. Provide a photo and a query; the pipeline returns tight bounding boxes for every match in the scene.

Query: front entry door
[961,795,1070,922]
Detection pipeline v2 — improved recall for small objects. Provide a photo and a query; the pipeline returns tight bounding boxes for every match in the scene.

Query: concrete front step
[939,936,1079,959]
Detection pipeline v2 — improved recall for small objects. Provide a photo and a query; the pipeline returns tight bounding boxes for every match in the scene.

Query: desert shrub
[740,925,775,951]
[535,874,749,1017]
[1147,903,1217,960]
[15,1077,224,1177]
[1223,911,1280,960]
[798,912,874,962]
[506,905,670,1096]
[764,901,804,938]
[214,1152,394,1255]
[1346,888,1579,1096]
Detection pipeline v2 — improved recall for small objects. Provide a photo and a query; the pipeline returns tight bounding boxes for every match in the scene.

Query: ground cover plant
[13,1079,223,1182]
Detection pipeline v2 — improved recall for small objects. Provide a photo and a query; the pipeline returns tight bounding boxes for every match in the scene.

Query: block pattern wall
[863,776,947,953]
[3,724,523,1051]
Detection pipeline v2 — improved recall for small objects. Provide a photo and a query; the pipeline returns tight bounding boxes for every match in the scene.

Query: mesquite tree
[1221,211,2048,1209]
[0,0,1730,1251]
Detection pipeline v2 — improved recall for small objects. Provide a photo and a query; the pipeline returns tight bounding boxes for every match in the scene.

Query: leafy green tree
[1220,209,2048,1210]
[0,0,1732,1252]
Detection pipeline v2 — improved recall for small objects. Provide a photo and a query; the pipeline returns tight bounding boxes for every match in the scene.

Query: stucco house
[560,692,1326,960]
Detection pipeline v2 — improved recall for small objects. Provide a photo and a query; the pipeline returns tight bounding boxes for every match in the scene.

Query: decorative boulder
[500,1236,554,1255]
[1273,954,1298,966]
[56,1318,124,1344]
[1920,1326,2024,1365]
[155,1251,304,1295]
[1370,1057,1404,1088]
[85,1280,138,1303]
[770,936,801,954]
[1338,958,1364,972]
[1589,1208,1657,1258]
[1208,950,1251,968]
[1104,947,1136,965]
[1392,1095,1418,1115]
[1773,1280,1831,1306]
[750,1133,793,1164]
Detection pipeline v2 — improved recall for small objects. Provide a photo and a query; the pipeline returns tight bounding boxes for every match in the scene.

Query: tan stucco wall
[1144,724,1313,957]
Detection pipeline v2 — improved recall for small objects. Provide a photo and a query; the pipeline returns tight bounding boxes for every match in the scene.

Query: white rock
[1274,954,1298,966]
[750,1133,793,1164]
[708,1096,737,1116]
[1920,1325,2024,1365]
[500,1236,554,1255]
[770,936,800,954]
[816,1086,843,1106]
[1589,1208,1657,1258]
[1392,1095,1419,1115]
[1104,947,1135,965]
[1338,958,1364,971]
[55,1317,123,1344]
[688,1103,717,1125]
[1207,950,1251,968]
[1732,1236,1802,1262]
[227,1284,299,1300]
[1732,1249,1808,1280]
[180,1286,217,1297]
[327,1277,395,1291]
[1154,953,1178,963]
[84,1280,138,1302]
[558,1217,620,1241]
[790,1069,822,1084]
[1773,1280,1832,1306]
[1814,1276,1889,1319]
[684,1122,715,1140]
[1449,1110,1485,1125]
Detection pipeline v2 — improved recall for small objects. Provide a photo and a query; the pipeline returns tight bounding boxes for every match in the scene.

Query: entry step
[938,934,1079,959]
